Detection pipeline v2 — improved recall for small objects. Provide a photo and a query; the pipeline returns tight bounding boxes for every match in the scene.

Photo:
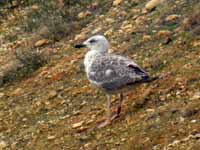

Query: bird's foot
[111,113,120,120]
[97,119,111,128]
[97,113,120,128]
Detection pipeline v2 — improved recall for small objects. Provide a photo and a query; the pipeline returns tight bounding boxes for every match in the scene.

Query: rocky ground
[0,0,199,149]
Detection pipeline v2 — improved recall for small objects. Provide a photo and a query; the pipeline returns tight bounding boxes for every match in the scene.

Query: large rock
[34,39,48,47]
[113,0,123,6]
[156,30,172,38]
[145,0,165,11]
[165,14,180,22]
[78,11,91,19]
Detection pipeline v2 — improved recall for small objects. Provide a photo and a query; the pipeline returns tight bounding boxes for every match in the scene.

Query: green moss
[164,23,178,31]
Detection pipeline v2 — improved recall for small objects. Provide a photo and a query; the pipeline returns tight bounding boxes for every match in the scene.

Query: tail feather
[131,72,170,85]
[142,72,170,83]
[132,75,159,84]
[141,74,150,82]
[144,76,159,83]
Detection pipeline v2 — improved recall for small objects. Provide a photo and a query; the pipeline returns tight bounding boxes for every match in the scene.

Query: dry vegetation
[0,0,199,149]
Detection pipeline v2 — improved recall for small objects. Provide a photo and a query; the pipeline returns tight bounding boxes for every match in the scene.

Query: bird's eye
[89,39,96,43]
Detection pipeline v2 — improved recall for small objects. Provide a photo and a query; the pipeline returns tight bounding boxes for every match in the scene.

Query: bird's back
[86,53,149,93]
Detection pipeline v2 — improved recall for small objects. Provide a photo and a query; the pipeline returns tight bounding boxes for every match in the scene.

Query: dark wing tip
[128,64,148,75]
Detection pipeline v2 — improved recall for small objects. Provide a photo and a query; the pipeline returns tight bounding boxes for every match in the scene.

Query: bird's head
[75,35,109,53]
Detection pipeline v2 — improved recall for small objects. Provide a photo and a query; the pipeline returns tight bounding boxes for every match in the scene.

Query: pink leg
[97,94,112,128]
[117,93,123,116]
[111,93,123,120]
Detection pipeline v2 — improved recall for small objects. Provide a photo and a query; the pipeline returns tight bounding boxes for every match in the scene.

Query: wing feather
[87,54,149,92]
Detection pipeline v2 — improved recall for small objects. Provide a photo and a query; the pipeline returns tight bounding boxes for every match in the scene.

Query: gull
[75,35,156,128]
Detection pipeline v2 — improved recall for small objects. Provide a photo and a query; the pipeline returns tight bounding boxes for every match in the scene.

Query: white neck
[84,50,103,73]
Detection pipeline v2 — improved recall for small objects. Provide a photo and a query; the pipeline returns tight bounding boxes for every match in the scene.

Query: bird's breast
[84,51,101,73]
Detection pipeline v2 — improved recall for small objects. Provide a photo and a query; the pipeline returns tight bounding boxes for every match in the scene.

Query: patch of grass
[21,0,110,41]
[181,7,200,35]
[164,23,178,31]
[0,42,49,86]
[22,0,76,40]
[4,32,18,42]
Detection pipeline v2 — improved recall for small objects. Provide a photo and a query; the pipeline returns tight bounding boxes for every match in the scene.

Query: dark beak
[74,44,86,48]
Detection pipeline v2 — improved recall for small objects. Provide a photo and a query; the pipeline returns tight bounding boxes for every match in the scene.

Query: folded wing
[87,54,149,92]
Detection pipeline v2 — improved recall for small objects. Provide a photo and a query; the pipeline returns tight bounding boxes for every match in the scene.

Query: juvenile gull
[75,35,152,128]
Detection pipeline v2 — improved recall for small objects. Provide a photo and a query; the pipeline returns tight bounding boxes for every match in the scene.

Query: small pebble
[47,135,56,140]
[0,92,4,98]
[72,121,84,129]
[191,120,197,123]
[0,141,7,149]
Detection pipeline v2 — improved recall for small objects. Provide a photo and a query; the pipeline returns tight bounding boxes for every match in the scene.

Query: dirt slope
[0,0,199,149]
